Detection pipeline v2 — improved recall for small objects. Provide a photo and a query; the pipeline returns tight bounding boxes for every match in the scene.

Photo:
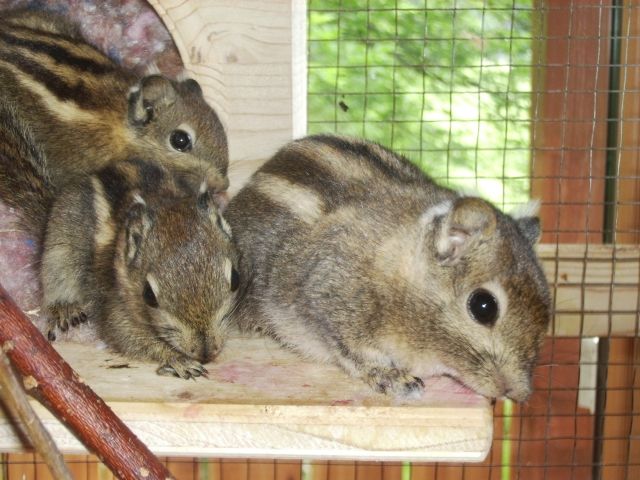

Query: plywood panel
[148,0,308,194]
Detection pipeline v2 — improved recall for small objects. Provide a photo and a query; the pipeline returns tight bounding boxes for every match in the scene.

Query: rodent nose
[196,342,222,364]
[504,386,532,403]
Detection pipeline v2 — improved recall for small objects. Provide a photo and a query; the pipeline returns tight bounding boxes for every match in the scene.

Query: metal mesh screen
[307,0,639,478]
[1,1,638,479]
[307,0,535,210]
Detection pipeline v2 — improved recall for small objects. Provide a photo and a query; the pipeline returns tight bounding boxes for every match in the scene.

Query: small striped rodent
[0,9,228,196]
[0,102,239,378]
[226,135,551,400]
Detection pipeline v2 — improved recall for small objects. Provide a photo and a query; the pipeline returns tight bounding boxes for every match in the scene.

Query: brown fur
[226,134,551,400]
[0,9,228,195]
[0,102,239,379]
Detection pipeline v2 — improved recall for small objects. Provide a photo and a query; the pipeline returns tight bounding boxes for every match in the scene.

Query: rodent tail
[0,101,55,239]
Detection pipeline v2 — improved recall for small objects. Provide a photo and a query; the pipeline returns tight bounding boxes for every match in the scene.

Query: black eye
[230,268,240,292]
[142,281,159,308]
[170,129,192,152]
[467,289,498,326]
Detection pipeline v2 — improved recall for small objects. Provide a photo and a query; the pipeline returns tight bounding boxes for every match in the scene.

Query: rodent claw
[368,368,425,396]
[157,359,207,380]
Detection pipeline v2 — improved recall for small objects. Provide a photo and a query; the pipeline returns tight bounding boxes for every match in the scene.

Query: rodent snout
[494,374,532,402]
[188,339,222,364]
[504,386,532,403]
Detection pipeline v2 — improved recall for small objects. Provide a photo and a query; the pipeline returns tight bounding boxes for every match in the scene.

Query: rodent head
[127,75,229,198]
[380,197,550,402]
[116,188,239,364]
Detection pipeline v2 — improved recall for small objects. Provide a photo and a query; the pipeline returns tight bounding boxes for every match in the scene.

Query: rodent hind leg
[334,345,425,396]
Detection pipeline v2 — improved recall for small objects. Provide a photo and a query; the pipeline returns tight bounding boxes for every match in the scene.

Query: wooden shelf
[0,336,492,462]
[537,244,640,336]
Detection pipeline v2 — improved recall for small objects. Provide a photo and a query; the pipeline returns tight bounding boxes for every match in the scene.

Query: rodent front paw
[366,367,425,396]
[45,302,88,341]
[156,357,208,380]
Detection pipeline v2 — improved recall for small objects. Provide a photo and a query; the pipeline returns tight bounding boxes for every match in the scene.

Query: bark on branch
[0,283,175,480]
[0,347,72,480]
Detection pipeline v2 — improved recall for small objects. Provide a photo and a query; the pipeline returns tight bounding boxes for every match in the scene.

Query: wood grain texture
[148,0,307,195]
[538,244,640,336]
[0,336,492,462]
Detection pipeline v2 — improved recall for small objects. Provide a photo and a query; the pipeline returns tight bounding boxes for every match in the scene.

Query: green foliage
[308,1,533,208]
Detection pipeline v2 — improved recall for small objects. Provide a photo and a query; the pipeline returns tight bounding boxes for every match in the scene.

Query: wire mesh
[306,0,640,479]
[0,0,638,479]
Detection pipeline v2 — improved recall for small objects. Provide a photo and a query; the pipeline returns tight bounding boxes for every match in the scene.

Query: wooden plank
[616,0,640,244]
[165,456,197,479]
[354,462,382,480]
[601,338,639,480]
[0,337,492,462]
[537,244,640,336]
[247,460,274,480]
[326,462,355,480]
[380,463,403,480]
[203,458,222,480]
[220,459,248,480]
[148,0,307,195]
[6,453,35,480]
[275,460,300,480]
[309,461,329,480]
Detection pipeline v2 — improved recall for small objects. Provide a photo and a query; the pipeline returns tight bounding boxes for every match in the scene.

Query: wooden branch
[0,283,175,480]
[0,348,72,480]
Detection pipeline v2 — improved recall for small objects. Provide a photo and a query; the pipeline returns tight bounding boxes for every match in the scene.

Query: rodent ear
[517,216,541,245]
[181,78,203,96]
[124,195,153,268]
[197,186,232,237]
[128,75,177,126]
[436,197,497,264]
[511,200,542,246]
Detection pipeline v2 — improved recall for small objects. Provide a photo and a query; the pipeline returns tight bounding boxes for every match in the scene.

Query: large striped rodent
[226,135,551,400]
[0,102,239,378]
[0,9,228,196]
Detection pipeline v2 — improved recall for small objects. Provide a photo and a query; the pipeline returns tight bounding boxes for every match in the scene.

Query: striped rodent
[225,135,551,400]
[0,102,239,378]
[0,9,228,196]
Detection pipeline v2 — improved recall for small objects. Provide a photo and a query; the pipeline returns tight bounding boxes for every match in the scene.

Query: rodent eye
[230,268,240,292]
[170,129,192,152]
[467,289,498,326]
[142,281,159,308]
